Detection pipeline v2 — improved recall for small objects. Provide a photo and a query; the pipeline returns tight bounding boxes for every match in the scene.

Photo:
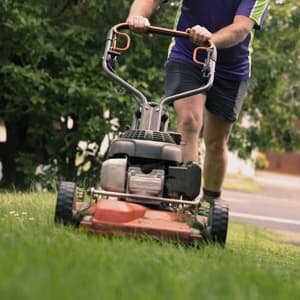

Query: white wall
[227,151,255,177]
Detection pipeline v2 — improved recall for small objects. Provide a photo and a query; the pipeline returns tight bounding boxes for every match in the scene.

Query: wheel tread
[54,181,76,225]
[210,201,229,245]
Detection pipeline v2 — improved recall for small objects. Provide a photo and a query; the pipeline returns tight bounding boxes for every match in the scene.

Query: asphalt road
[223,171,300,233]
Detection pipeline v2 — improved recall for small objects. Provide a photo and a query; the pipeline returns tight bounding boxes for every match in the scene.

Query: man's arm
[211,16,255,48]
[189,0,269,48]
[188,16,255,49]
[128,0,164,19]
[127,0,165,31]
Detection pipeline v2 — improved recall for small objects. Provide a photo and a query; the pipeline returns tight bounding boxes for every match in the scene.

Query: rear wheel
[205,200,229,246]
[54,181,77,225]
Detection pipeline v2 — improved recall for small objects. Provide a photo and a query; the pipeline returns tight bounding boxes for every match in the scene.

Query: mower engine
[101,158,165,197]
[127,167,165,197]
[100,150,201,202]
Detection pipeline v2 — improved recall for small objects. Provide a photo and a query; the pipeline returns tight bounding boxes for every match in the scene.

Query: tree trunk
[0,121,27,189]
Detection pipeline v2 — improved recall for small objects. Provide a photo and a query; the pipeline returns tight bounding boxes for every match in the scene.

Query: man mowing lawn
[126,0,269,205]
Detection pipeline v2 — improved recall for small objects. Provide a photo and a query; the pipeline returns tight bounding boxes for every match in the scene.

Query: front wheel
[54,181,77,225]
[204,200,229,246]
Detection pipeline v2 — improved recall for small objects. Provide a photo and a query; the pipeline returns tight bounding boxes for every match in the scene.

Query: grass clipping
[0,192,299,300]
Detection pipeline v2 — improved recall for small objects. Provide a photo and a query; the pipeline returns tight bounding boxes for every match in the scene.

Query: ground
[0,192,299,300]
[224,170,300,234]
[0,171,299,299]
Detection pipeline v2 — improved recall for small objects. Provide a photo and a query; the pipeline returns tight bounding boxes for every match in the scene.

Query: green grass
[223,173,261,193]
[0,192,299,300]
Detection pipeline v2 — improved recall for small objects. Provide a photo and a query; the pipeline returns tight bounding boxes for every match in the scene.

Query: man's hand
[187,25,212,45]
[127,15,150,33]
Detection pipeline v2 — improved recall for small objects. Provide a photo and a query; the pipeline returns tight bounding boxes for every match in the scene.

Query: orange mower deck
[79,199,203,244]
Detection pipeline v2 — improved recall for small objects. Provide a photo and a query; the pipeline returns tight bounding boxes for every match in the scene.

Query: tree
[230,0,300,157]
[0,0,299,188]
[0,0,176,188]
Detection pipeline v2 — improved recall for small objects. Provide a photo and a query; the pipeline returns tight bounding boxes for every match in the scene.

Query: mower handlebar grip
[112,23,215,65]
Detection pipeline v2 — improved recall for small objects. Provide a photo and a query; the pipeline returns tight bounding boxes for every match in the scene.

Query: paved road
[223,171,300,233]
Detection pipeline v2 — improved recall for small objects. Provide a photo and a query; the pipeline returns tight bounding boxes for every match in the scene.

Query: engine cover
[100,158,127,192]
[127,167,165,197]
[166,162,201,200]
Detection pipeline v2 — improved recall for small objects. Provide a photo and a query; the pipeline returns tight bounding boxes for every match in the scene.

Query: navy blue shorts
[165,59,249,122]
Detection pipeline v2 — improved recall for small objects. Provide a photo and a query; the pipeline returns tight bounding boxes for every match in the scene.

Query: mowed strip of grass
[0,192,299,300]
[223,173,261,193]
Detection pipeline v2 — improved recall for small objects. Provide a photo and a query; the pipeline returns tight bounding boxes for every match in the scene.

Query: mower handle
[112,23,213,66]
[102,23,216,106]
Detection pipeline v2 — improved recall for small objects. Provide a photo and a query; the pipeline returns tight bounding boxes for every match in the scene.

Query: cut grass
[0,192,299,300]
[223,173,261,193]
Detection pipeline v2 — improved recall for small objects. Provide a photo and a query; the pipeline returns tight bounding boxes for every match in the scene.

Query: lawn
[223,173,261,193]
[0,192,299,300]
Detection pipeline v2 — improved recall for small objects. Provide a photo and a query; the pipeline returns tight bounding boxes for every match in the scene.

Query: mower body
[79,199,203,244]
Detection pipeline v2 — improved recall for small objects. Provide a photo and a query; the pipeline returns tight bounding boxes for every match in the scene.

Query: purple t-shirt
[167,0,269,80]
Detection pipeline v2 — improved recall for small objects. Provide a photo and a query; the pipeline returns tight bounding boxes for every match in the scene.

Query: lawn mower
[54,23,229,245]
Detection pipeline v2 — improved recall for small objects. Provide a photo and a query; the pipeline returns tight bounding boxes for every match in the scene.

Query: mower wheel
[207,200,229,246]
[54,181,77,226]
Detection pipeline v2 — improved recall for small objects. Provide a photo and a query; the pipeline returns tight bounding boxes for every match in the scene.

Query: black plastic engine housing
[166,162,202,200]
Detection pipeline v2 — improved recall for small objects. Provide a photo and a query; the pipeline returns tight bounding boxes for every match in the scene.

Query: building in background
[263,120,300,176]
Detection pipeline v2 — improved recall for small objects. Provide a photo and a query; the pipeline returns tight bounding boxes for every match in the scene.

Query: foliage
[255,152,270,170]
[231,0,300,157]
[0,0,299,188]
[0,0,176,188]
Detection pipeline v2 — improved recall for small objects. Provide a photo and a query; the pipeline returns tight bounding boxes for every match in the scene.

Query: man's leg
[203,109,233,195]
[174,94,206,162]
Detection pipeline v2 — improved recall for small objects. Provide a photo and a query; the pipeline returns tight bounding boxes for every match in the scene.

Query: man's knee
[205,137,228,155]
[177,111,202,135]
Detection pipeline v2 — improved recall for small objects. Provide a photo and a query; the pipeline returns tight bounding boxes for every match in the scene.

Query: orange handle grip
[193,47,208,65]
[111,22,215,66]
[112,24,131,52]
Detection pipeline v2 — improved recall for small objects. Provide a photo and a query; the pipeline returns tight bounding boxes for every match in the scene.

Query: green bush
[0,0,177,188]
[255,152,270,170]
[0,0,299,188]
